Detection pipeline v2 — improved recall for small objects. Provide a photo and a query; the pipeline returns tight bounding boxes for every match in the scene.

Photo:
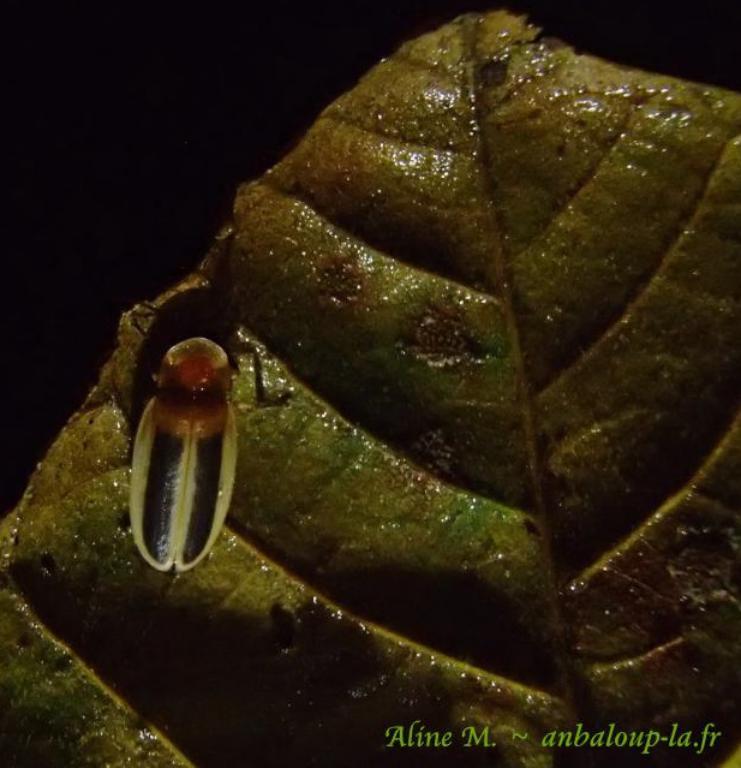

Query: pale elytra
[129,337,237,572]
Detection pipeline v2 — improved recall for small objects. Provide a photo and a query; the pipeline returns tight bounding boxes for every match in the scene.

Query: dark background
[3,0,741,511]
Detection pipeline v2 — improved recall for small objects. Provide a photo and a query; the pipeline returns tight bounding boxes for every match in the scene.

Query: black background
[4,0,741,511]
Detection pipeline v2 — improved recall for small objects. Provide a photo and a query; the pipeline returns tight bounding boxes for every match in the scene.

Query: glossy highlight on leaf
[1,10,740,768]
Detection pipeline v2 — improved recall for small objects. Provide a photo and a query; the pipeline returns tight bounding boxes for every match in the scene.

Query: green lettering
[574,723,589,748]
[643,731,661,754]
[557,732,572,747]
[605,723,615,747]
[423,730,453,747]
[385,725,406,748]
[628,731,645,748]
[589,731,605,748]
[668,722,679,746]
[462,726,492,747]
[542,731,557,747]
[678,731,692,748]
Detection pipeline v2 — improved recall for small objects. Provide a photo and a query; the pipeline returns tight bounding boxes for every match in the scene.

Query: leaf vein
[539,132,737,396]
[3,578,195,768]
[233,310,524,504]
[517,98,642,257]
[225,517,559,702]
[260,178,501,304]
[321,110,468,156]
[588,635,684,672]
[572,403,740,588]
[464,12,579,715]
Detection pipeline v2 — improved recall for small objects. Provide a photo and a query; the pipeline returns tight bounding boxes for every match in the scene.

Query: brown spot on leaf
[316,254,364,308]
[403,303,483,368]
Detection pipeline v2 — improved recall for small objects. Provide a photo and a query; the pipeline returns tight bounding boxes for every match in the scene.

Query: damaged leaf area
[1,11,740,768]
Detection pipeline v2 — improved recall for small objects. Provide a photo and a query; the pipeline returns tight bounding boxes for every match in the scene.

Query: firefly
[129,337,237,572]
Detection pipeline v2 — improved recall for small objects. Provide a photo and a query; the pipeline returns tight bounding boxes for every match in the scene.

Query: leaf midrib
[462,11,580,719]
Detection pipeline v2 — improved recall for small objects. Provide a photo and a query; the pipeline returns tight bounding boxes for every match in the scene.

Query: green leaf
[2,10,740,767]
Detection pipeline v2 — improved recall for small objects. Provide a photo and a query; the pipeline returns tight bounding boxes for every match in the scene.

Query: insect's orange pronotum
[129,337,237,572]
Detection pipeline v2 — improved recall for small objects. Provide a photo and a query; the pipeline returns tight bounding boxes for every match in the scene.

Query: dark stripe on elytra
[143,431,183,564]
[183,433,223,564]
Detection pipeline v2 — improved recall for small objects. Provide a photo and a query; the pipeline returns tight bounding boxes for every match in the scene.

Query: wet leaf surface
[1,10,740,768]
